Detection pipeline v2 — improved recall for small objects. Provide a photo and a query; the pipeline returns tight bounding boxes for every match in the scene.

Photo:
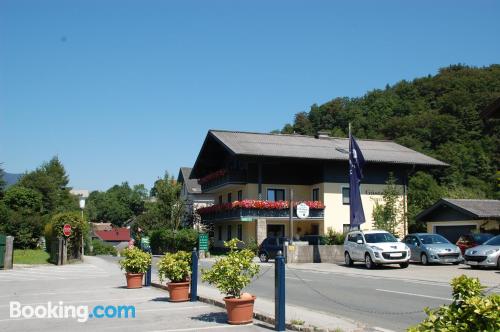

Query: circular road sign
[63,224,72,237]
[296,203,310,219]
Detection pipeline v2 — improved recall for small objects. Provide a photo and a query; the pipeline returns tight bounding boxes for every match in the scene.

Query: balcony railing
[200,207,324,222]
[199,170,247,192]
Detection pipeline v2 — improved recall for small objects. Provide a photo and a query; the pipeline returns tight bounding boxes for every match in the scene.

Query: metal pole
[275,250,286,331]
[145,265,152,286]
[190,247,198,302]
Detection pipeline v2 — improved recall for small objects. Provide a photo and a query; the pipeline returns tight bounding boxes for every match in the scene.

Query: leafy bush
[202,239,260,298]
[157,251,191,283]
[408,275,500,332]
[322,228,346,245]
[119,246,151,274]
[150,228,198,254]
[91,239,117,256]
[49,211,89,259]
[245,237,259,255]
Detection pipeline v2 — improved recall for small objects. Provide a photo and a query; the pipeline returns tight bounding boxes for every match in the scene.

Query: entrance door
[267,225,285,238]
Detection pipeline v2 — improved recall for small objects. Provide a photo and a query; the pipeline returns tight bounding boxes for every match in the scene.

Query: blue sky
[1,0,499,191]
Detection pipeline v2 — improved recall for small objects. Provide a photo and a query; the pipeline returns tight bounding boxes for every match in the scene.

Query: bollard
[190,247,198,302]
[145,265,152,286]
[275,250,286,331]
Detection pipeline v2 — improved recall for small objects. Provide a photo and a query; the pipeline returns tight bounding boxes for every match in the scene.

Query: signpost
[198,233,209,252]
[296,202,310,219]
[63,224,72,237]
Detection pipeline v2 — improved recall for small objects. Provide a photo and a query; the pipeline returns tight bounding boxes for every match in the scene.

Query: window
[218,226,222,241]
[237,224,242,240]
[312,188,319,201]
[237,190,243,201]
[342,187,350,205]
[218,195,223,205]
[227,193,232,203]
[267,188,285,201]
[227,225,232,240]
[348,233,357,242]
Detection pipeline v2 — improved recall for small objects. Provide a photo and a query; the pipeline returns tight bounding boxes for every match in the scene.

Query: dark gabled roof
[416,198,500,221]
[177,167,202,194]
[208,130,447,166]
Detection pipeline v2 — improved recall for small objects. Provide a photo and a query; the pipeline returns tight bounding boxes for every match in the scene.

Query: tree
[151,172,186,230]
[3,186,43,214]
[0,164,6,196]
[407,172,443,232]
[372,173,405,236]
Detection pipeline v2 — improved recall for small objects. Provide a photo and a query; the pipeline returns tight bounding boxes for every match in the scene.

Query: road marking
[139,306,210,312]
[285,276,312,282]
[148,325,246,332]
[375,289,452,301]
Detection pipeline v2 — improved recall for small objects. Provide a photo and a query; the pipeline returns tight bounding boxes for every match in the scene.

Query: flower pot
[223,296,256,325]
[167,281,190,302]
[125,272,143,289]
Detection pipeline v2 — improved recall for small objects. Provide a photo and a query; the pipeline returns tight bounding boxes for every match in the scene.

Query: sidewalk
[151,274,375,332]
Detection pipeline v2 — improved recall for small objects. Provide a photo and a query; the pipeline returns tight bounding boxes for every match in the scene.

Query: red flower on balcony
[197,200,324,215]
[198,169,227,185]
[295,201,325,210]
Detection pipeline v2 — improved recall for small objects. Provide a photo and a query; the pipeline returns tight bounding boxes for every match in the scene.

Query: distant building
[177,167,214,228]
[70,189,90,199]
[92,228,131,251]
[416,198,500,243]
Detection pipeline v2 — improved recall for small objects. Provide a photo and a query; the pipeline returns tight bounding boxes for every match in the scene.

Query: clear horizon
[1,0,499,191]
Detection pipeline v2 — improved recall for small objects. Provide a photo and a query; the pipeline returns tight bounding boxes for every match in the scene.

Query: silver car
[403,233,463,265]
[464,234,500,269]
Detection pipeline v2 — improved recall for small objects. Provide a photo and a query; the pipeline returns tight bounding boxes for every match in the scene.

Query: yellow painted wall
[213,221,256,247]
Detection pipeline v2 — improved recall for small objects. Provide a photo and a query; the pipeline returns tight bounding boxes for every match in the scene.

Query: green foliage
[49,211,89,258]
[157,251,191,283]
[408,275,500,332]
[4,211,45,249]
[201,239,260,298]
[372,173,404,236]
[3,186,43,214]
[90,239,117,256]
[0,164,6,195]
[245,237,259,255]
[281,64,500,208]
[150,228,198,254]
[322,228,346,245]
[407,172,443,232]
[14,249,50,264]
[151,172,186,230]
[119,246,152,274]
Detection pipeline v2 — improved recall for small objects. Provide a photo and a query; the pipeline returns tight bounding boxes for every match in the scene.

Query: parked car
[258,237,289,262]
[456,233,494,254]
[403,233,462,265]
[464,234,500,269]
[344,230,410,269]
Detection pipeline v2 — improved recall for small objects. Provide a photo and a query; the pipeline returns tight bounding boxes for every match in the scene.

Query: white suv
[344,230,410,269]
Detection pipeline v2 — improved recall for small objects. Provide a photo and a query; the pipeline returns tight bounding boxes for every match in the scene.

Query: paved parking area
[0,257,271,332]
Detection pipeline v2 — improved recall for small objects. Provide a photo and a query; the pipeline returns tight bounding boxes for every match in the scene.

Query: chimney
[315,130,330,139]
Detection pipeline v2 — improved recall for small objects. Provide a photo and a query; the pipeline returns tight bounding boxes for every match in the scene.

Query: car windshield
[419,234,450,244]
[472,234,494,244]
[364,233,397,243]
[484,235,500,246]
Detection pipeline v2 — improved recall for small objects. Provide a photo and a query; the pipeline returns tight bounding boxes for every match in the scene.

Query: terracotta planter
[125,272,143,289]
[223,296,256,324]
[167,281,190,302]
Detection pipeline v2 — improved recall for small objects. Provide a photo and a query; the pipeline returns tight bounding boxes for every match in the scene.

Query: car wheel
[344,252,353,266]
[365,253,375,269]
[259,253,269,263]
[400,262,409,268]
[452,261,460,265]
[421,253,429,265]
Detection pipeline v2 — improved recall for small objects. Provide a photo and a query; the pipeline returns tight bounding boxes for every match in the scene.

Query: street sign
[63,224,72,237]
[296,203,310,219]
[198,233,209,251]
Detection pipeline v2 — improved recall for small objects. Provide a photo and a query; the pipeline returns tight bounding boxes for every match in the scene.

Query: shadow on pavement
[190,312,227,323]
[150,296,170,302]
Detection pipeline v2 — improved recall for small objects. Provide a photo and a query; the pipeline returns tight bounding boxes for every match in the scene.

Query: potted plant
[157,251,191,302]
[119,246,152,289]
[202,239,260,324]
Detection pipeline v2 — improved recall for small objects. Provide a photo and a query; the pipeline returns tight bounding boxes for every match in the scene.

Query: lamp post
[79,196,86,257]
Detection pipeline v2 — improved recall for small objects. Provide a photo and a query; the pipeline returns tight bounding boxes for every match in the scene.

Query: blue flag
[349,135,366,227]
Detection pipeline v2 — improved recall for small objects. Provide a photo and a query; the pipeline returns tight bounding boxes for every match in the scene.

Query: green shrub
[150,228,198,254]
[50,211,89,259]
[202,239,260,298]
[245,237,259,255]
[91,239,117,256]
[157,251,191,283]
[408,275,500,332]
[119,247,151,274]
[323,228,346,245]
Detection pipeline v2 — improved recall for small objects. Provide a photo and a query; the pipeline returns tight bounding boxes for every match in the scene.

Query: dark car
[258,237,289,262]
[456,233,494,254]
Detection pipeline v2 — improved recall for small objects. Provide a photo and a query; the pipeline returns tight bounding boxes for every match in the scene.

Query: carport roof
[416,198,500,221]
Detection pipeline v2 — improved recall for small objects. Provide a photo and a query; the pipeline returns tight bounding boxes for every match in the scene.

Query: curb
[151,282,365,332]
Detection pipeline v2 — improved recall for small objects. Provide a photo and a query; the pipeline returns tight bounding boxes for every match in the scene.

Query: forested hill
[279,64,500,229]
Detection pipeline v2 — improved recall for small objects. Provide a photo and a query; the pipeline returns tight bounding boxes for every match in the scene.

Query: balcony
[198,205,325,222]
[199,169,247,192]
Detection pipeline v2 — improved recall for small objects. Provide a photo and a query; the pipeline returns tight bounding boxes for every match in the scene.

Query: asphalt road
[147,256,500,332]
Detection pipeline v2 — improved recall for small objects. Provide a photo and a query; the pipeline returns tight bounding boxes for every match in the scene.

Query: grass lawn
[14,249,50,264]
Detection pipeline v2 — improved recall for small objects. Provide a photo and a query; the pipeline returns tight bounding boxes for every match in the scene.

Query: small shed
[416,199,500,243]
